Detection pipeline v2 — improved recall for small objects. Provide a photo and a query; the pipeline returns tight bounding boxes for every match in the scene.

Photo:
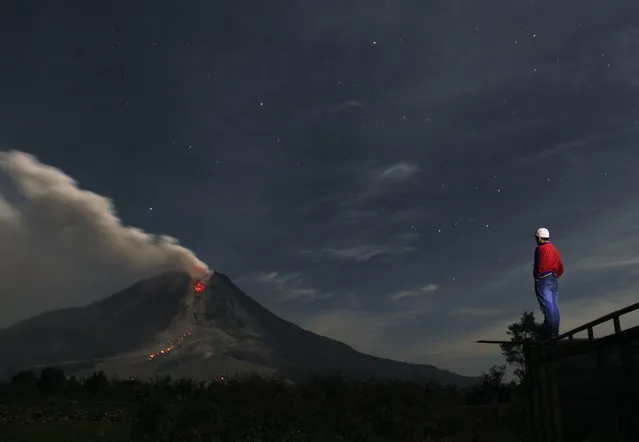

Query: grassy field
[0,370,529,442]
[2,421,130,442]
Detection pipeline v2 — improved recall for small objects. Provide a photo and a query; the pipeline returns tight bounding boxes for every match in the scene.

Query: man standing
[533,227,564,339]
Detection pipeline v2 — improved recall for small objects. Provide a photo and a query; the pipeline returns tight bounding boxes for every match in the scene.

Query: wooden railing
[477,301,639,348]
[477,301,639,442]
[542,301,639,345]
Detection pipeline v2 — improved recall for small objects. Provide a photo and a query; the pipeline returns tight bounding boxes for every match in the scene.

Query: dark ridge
[215,273,472,385]
[0,271,475,386]
[0,271,191,376]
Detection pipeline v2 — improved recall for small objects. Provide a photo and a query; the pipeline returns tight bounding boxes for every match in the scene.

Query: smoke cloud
[0,150,209,328]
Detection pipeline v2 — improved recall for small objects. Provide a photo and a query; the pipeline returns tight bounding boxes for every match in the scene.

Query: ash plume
[0,150,209,327]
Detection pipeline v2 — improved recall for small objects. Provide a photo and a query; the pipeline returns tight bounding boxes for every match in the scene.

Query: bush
[2,367,528,441]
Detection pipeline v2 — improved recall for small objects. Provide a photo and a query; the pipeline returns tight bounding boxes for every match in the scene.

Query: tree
[467,364,509,404]
[499,311,544,383]
[37,367,67,394]
[84,371,110,396]
[10,369,38,393]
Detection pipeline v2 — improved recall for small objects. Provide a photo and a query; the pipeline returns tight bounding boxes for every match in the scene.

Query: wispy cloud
[567,227,639,276]
[295,286,637,377]
[299,99,364,121]
[512,126,639,166]
[572,250,639,273]
[330,99,364,113]
[256,271,332,303]
[296,160,425,263]
[377,161,421,181]
[600,26,639,88]
[451,307,503,317]
[390,284,440,301]
[598,258,639,269]
[321,243,417,262]
[420,290,639,373]
[340,160,422,206]
[300,308,426,360]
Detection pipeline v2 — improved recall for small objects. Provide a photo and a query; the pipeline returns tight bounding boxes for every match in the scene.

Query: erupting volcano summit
[0,271,474,386]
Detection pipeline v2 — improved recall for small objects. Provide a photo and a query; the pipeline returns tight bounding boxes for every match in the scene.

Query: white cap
[535,227,550,239]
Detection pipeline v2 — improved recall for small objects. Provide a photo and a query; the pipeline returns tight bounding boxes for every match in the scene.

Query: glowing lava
[193,280,206,294]
[148,331,192,360]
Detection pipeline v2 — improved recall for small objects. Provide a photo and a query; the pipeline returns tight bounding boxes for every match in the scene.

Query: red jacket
[533,242,564,279]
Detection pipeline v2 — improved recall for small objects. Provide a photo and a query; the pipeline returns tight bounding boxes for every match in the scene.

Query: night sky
[2,0,639,376]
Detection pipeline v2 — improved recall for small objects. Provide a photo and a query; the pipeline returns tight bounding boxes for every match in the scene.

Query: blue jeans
[535,275,560,338]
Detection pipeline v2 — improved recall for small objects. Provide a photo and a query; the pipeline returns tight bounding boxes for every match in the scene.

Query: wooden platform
[478,302,639,442]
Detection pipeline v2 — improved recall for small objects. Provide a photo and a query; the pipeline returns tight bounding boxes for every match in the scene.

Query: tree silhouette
[37,367,67,394]
[499,311,544,383]
[10,369,38,393]
[467,364,509,404]
[84,371,110,396]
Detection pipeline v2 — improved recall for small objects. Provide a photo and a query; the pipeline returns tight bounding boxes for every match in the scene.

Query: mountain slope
[0,271,475,386]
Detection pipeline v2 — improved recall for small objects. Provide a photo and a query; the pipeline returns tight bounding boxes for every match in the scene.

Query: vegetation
[5,311,619,441]
[498,311,544,383]
[0,365,528,442]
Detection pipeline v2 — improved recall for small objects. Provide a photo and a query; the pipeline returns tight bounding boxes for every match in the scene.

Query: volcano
[0,271,474,386]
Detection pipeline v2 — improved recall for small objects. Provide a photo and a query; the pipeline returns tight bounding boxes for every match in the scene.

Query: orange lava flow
[148,331,192,360]
[193,280,206,294]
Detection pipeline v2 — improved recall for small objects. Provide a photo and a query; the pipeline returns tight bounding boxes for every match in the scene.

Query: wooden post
[537,346,564,442]
[524,343,542,442]
[538,357,553,442]
[619,340,637,439]
[525,344,563,442]
[544,358,563,442]
[526,343,550,442]
[596,345,619,440]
